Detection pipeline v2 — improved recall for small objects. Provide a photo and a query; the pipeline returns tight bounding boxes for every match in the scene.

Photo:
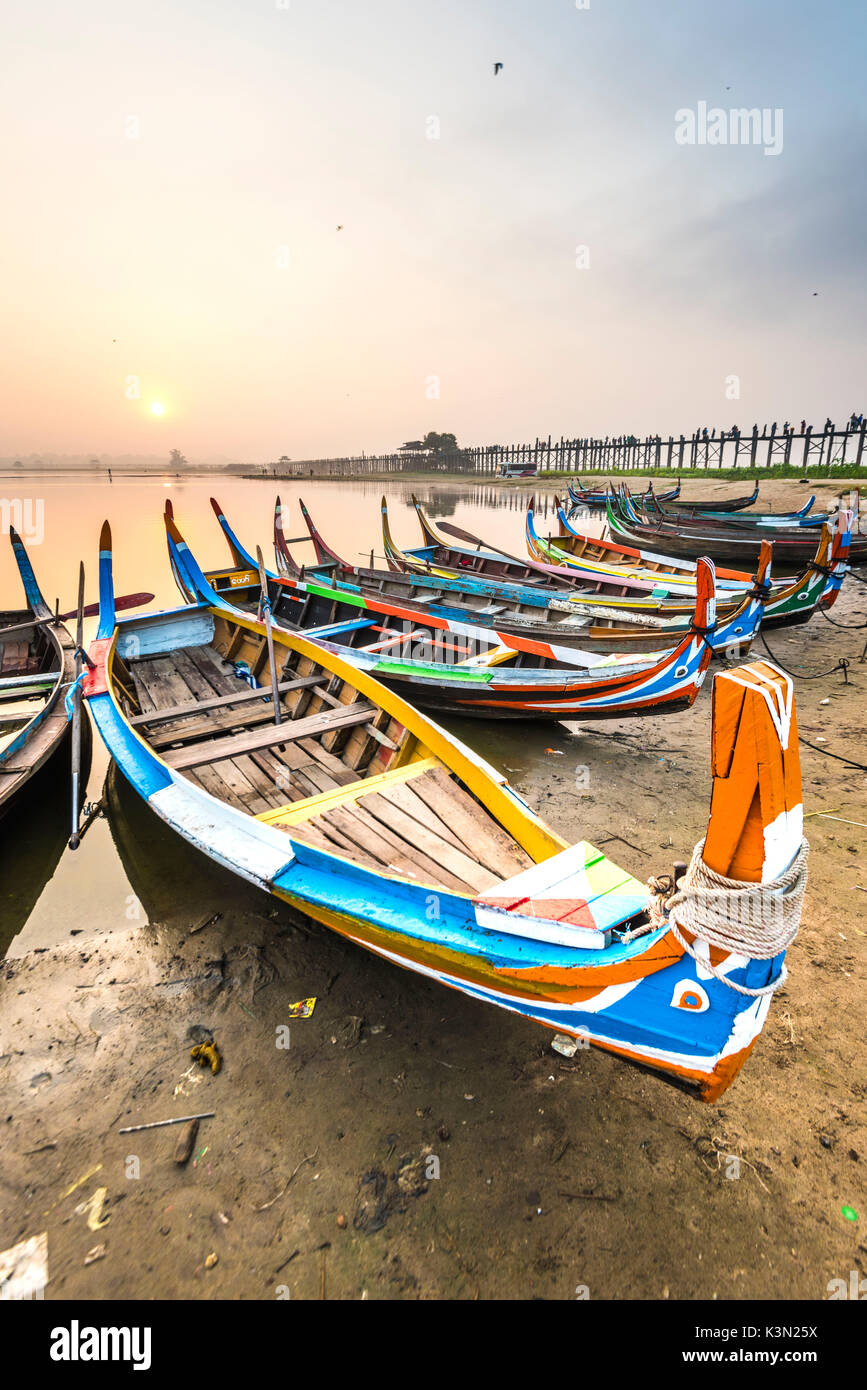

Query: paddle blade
[60,592,153,621]
[96,522,116,638]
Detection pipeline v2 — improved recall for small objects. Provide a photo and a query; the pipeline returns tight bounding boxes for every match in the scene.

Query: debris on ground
[287,997,317,1019]
[189,913,222,935]
[190,1042,222,1074]
[352,1145,432,1235]
[0,1232,48,1299]
[174,1119,199,1166]
[339,1015,364,1048]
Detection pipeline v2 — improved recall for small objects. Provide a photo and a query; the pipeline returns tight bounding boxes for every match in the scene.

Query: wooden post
[256,546,282,726]
[68,561,85,850]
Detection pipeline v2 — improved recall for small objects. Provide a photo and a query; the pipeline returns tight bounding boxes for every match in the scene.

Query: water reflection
[0,730,91,956]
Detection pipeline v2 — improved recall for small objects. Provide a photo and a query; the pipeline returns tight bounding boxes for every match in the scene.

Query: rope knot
[647,838,809,997]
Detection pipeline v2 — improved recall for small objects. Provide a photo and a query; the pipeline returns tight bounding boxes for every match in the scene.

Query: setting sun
[149,401,165,417]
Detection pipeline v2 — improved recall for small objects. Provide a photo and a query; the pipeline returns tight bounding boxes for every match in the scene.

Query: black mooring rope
[798,737,867,772]
[759,630,850,681]
[819,605,867,630]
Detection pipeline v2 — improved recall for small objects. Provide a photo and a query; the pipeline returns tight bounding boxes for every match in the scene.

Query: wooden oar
[433,514,565,577]
[59,591,153,621]
[0,593,153,642]
[68,562,84,850]
[256,546,282,726]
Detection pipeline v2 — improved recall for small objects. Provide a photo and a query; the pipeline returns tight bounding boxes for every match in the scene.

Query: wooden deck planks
[359,791,497,893]
[285,819,386,874]
[409,767,533,878]
[322,802,475,892]
[185,763,249,813]
[372,778,468,854]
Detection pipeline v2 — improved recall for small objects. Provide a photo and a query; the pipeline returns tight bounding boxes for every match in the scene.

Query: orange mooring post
[703,660,802,885]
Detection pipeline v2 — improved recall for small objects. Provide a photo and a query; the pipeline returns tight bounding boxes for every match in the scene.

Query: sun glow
[150,401,165,416]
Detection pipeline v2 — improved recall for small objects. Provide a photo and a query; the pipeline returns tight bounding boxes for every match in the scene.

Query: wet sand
[1,479,864,1300]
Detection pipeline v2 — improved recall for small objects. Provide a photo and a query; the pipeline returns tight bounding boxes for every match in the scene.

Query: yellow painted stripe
[257,755,442,825]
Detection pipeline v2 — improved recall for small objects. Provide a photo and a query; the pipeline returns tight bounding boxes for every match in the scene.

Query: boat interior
[113,611,535,895]
[0,611,61,756]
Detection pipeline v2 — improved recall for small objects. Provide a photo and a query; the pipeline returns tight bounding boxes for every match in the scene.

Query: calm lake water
[0,471,590,957]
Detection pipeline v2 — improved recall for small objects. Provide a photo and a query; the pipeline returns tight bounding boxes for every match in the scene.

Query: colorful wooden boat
[607,492,867,567]
[414,493,778,603]
[646,487,821,524]
[166,507,718,719]
[383,493,722,599]
[540,500,850,625]
[294,493,710,603]
[0,529,77,818]
[83,523,807,1102]
[649,479,760,513]
[639,488,825,529]
[567,477,681,509]
[531,496,768,590]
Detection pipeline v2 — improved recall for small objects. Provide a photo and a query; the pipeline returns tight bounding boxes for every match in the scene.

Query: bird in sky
[494,62,503,75]
[336,224,343,231]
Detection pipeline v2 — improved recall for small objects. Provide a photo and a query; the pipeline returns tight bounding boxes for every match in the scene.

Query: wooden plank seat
[129,674,322,726]
[162,701,377,771]
[146,685,332,748]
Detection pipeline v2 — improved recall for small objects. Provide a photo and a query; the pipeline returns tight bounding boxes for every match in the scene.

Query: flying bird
[494,62,503,75]
[336,224,343,231]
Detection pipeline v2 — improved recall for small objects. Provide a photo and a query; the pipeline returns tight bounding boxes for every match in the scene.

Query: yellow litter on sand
[43,1163,103,1216]
[288,997,317,1019]
[75,1188,110,1232]
[190,1042,222,1074]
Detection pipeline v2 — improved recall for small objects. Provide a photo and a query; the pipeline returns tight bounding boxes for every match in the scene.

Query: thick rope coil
[647,837,809,997]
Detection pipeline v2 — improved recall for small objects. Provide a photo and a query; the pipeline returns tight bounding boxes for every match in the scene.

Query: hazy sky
[1,0,865,461]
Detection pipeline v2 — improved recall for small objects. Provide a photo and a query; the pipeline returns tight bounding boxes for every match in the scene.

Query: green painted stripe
[373,660,494,683]
[303,580,367,608]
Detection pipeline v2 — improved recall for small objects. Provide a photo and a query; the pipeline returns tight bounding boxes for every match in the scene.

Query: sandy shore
[1,480,864,1300]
